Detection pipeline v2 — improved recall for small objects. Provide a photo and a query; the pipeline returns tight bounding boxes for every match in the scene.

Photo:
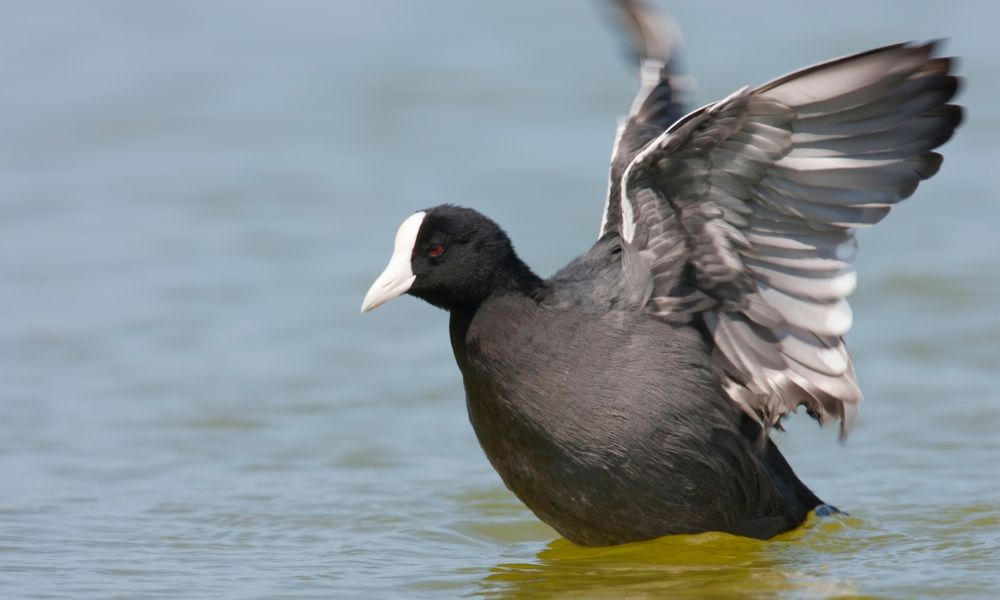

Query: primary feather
[604,41,962,437]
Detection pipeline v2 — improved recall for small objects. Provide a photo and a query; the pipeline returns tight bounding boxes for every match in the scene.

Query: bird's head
[361,205,526,313]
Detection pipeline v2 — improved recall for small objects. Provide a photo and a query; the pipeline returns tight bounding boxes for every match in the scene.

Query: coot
[360,9,961,545]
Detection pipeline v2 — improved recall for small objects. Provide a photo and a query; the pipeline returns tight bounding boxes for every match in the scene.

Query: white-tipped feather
[607,41,960,436]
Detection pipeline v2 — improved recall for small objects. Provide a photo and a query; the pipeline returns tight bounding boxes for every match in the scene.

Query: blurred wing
[600,0,693,237]
[618,42,962,437]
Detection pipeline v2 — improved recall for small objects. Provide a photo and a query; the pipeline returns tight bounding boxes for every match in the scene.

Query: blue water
[2,1,998,597]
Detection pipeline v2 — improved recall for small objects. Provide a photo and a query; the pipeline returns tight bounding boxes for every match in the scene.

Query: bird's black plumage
[439,216,824,543]
[361,5,961,545]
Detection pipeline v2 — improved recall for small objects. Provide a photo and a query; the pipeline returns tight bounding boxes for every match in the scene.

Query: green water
[2,1,998,597]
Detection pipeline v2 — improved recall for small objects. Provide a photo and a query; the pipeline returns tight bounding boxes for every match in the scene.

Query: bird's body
[361,3,962,546]
[450,240,821,544]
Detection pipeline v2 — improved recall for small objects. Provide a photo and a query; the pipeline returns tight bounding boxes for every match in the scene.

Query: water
[2,1,998,597]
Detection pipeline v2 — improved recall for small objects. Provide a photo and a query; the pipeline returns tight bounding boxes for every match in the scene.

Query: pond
[2,1,998,597]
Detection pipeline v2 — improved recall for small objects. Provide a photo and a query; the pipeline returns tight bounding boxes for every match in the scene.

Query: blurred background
[2,0,997,597]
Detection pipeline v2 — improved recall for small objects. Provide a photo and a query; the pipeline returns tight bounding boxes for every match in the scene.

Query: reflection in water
[482,514,865,598]
[479,503,1000,598]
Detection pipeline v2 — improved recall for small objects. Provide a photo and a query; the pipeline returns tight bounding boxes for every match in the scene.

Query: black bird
[361,4,962,545]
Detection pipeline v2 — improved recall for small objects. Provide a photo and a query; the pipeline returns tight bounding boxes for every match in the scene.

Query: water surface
[2,1,998,597]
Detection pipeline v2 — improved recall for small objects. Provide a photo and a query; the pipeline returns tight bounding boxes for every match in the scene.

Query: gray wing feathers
[619,42,961,437]
[601,1,692,239]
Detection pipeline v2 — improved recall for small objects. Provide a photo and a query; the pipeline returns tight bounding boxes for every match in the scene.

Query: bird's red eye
[428,244,445,258]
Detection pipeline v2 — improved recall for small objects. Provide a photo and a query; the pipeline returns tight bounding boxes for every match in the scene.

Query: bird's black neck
[419,252,543,314]
[447,255,542,353]
[491,254,544,300]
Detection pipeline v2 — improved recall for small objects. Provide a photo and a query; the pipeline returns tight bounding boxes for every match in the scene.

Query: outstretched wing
[600,0,693,237]
[617,42,962,438]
